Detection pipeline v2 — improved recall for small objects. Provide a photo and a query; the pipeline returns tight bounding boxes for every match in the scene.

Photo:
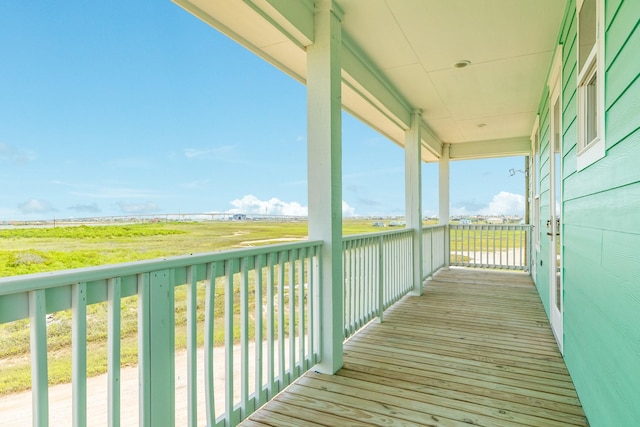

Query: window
[576,0,605,170]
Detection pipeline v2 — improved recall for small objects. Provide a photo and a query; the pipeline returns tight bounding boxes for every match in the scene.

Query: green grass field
[0,219,404,277]
[0,218,520,395]
[0,219,411,395]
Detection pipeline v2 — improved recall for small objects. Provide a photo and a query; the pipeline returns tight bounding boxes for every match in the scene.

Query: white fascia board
[247,0,314,47]
[173,0,308,84]
[449,137,532,160]
[421,124,442,158]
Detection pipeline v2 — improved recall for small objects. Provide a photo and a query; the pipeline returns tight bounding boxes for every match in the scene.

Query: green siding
[534,0,640,425]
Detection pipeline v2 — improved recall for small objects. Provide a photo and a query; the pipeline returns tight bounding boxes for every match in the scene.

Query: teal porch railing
[342,228,413,338]
[422,224,447,279]
[449,224,532,271]
[2,223,535,426]
[0,240,322,427]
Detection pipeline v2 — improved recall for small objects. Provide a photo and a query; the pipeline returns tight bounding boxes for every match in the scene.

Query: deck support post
[405,109,423,296]
[439,143,450,268]
[307,0,344,375]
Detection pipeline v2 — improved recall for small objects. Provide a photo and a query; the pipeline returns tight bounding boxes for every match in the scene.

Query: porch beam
[405,109,423,296]
[245,0,314,47]
[421,124,443,158]
[449,137,531,160]
[307,0,343,375]
[439,143,450,268]
[341,35,412,129]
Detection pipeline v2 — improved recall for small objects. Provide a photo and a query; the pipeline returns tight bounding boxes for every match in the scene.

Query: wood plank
[302,371,587,427]
[336,366,585,418]
[343,349,579,399]
[274,385,462,427]
[345,337,574,385]
[367,312,558,346]
[370,314,564,358]
[378,311,559,345]
[348,333,569,376]
[240,268,588,427]
[253,401,373,427]
[280,383,482,427]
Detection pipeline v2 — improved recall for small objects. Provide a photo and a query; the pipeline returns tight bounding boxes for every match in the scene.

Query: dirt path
[0,341,276,426]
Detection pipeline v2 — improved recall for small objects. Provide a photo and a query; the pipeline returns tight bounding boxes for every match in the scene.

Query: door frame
[548,45,563,352]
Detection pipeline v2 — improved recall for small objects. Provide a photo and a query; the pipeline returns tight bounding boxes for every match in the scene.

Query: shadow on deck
[241,268,588,427]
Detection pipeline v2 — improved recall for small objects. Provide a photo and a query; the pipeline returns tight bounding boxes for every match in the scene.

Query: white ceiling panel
[178,0,568,157]
[428,51,553,121]
[385,0,565,72]
[457,112,537,141]
[340,0,418,70]
[383,64,450,120]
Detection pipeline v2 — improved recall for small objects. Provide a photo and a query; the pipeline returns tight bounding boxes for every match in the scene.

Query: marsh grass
[1,219,515,395]
[449,228,527,251]
[1,219,360,395]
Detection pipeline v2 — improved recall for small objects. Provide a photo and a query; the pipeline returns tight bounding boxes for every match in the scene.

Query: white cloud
[184,145,235,160]
[227,195,357,217]
[0,142,36,164]
[479,191,525,216]
[342,200,356,217]
[182,179,211,190]
[227,195,307,216]
[18,199,56,214]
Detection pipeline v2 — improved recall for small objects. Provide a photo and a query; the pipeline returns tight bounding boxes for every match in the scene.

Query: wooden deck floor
[240,268,588,427]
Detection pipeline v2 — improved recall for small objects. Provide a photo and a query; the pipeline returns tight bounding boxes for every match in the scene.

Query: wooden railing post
[139,270,175,427]
[29,289,48,427]
[107,278,121,427]
[72,282,87,427]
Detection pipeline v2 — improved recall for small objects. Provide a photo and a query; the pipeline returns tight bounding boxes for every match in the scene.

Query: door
[548,70,563,352]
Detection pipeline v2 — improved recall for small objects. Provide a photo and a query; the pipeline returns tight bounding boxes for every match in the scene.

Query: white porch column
[439,143,450,268]
[307,0,344,375]
[405,110,423,296]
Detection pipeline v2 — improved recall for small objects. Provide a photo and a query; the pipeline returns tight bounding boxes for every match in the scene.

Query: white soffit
[174,0,567,158]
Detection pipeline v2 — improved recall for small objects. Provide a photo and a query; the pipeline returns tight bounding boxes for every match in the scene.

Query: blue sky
[0,1,526,221]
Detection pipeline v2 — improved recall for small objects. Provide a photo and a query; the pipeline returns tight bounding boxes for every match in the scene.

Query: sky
[0,1,527,221]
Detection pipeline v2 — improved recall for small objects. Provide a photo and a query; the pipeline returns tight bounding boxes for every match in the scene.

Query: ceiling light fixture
[453,60,471,68]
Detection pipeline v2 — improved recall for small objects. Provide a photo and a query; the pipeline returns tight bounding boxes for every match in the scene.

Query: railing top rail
[0,239,323,296]
[450,224,532,229]
[422,224,447,230]
[342,227,414,243]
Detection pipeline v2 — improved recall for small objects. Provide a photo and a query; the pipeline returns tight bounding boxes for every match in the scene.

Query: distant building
[486,217,506,224]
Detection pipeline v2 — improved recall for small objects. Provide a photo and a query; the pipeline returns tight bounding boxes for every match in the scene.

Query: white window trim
[530,116,541,252]
[530,114,540,198]
[576,0,605,171]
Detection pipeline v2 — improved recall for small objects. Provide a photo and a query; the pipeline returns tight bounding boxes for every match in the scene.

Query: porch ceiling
[174,0,566,161]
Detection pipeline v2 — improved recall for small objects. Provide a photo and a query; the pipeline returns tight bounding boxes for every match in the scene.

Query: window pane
[579,0,596,71]
[586,71,598,144]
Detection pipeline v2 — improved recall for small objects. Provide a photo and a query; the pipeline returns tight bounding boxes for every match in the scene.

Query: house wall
[535,0,640,425]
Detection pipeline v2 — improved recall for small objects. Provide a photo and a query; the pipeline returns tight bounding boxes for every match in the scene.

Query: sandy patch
[239,237,306,247]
